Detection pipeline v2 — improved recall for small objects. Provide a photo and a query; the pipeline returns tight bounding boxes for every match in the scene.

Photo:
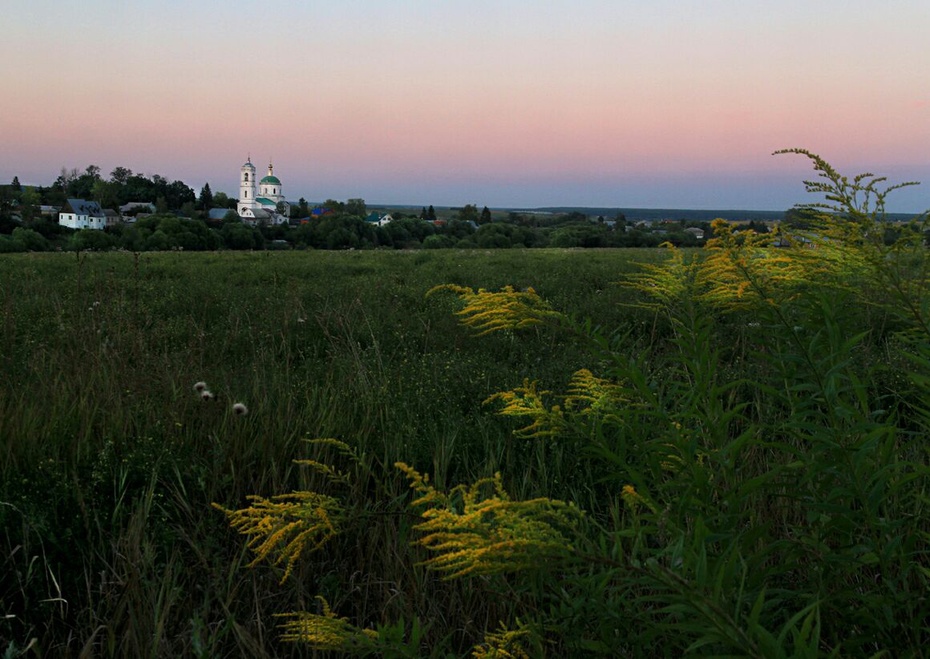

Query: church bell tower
[237,156,257,217]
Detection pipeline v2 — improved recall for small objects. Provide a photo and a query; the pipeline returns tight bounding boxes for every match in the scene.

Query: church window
[244,173,249,181]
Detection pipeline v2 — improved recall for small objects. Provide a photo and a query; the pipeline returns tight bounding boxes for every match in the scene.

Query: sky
[2,0,929,212]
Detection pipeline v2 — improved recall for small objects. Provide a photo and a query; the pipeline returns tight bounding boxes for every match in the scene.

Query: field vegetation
[0,247,651,656]
[2,151,930,656]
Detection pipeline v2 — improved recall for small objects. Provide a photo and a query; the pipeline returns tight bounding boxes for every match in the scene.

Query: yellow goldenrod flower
[472,623,533,659]
[623,243,697,308]
[485,379,565,438]
[427,284,562,336]
[621,484,657,513]
[213,491,344,583]
[396,463,584,580]
[564,369,626,416]
[276,596,379,650]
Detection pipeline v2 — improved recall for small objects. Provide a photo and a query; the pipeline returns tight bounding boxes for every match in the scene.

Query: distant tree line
[0,210,710,255]
[0,166,723,252]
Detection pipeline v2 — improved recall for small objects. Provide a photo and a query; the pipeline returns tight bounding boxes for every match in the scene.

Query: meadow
[2,154,930,657]
[0,248,657,657]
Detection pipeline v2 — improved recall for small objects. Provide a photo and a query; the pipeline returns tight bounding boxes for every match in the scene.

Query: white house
[366,212,394,227]
[237,157,290,225]
[59,199,106,230]
[684,227,705,240]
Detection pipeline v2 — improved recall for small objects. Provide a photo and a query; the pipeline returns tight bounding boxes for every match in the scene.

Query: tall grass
[0,248,651,656]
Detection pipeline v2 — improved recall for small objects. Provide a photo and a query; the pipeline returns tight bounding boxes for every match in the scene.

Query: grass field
[2,233,930,656]
[0,249,664,656]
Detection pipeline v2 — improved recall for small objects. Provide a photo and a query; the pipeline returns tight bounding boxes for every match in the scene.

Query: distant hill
[367,204,920,224]
[531,207,785,223]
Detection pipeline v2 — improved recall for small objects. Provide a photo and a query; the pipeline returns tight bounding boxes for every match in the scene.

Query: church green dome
[260,175,281,185]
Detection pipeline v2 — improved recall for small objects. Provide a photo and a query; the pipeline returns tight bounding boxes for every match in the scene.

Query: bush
[69,229,117,251]
[0,235,24,252]
[12,228,50,252]
[422,234,455,249]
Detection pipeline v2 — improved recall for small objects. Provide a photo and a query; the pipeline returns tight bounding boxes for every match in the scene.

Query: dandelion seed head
[193,381,207,392]
[233,402,248,416]
[201,390,215,401]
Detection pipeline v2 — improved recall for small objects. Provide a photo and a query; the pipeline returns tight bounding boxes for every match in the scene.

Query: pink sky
[2,1,929,211]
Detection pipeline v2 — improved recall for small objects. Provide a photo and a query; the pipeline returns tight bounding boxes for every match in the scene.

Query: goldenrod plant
[483,379,565,438]
[426,284,562,336]
[774,147,920,224]
[212,439,360,584]
[396,462,584,579]
[212,491,344,584]
[471,623,536,659]
[276,596,379,650]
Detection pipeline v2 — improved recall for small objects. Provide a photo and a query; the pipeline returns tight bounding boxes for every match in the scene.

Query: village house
[365,211,393,227]
[684,227,705,240]
[103,209,121,228]
[59,199,106,230]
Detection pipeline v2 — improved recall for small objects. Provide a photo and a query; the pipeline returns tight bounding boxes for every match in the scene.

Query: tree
[109,166,133,185]
[325,226,357,249]
[199,183,213,210]
[0,190,16,234]
[480,206,492,225]
[166,180,196,209]
[476,223,514,248]
[426,205,437,223]
[346,198,367,218]
[18,187,41,224]
[323,199,345,214]
[55,165,103,199]
[123,174,155,204]
[56,167,78,194]
[457,204,479,225]
[92,179,119,210]
[213,192,233,209]
[222,221,261,250]
[11,176,21,192]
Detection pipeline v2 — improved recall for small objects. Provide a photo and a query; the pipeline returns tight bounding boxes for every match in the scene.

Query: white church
[237,157,290,224]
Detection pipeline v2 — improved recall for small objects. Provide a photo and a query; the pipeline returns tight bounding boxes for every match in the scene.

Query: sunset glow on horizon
[2,0,929,211]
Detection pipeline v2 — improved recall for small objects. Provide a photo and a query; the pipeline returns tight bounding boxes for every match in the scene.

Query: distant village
[3,158,894,252]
